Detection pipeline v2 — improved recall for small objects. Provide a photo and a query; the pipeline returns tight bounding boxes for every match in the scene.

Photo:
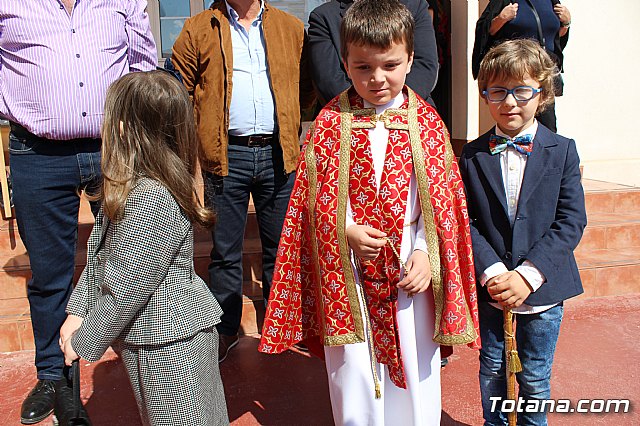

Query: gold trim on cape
[304,123,329,340]
[405,89,447,343]
[406,89,477,345]
[441,127,478,345]
[324,91,366,346]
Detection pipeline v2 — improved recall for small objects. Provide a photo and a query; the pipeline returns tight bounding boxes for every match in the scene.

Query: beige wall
[555,0,640,186]
[450,0,495,141]
[450,0,480,141]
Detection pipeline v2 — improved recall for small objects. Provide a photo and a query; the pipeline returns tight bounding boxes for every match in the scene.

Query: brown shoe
[218,334,239,363]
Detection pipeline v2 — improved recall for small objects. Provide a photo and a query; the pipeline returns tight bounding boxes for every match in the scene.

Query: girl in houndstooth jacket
[59,71,229,425]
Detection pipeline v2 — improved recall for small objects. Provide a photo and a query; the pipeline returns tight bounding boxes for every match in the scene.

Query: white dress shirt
[225,0,276,136]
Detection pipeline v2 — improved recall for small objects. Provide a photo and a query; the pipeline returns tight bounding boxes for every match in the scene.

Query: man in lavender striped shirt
[0,1,156,424]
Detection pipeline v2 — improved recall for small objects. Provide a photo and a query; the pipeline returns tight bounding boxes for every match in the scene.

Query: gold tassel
[509,349,523,373]
[375,382,381,399]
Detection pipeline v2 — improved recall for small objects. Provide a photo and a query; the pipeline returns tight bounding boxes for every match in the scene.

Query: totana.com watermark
[490,397,631,413]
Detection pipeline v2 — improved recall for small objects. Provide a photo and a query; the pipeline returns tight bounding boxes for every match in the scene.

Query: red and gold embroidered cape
[259,88,480,386]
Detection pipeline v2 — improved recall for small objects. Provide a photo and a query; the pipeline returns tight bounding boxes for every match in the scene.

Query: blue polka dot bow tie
[488,134,534,156]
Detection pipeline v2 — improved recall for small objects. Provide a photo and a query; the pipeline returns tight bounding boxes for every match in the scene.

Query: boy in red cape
[259,0,479,423]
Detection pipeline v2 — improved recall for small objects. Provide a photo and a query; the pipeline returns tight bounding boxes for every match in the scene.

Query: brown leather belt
[228,133,277,148]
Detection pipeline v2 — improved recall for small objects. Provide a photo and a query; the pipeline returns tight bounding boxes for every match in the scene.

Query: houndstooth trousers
[117,327,228,426]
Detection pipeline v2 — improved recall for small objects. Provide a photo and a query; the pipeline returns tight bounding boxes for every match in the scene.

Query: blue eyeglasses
[482,86,543,103]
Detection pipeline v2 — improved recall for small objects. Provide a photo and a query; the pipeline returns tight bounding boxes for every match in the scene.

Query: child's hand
[397,250,432,297]
[346,225,387,261]
[62,335,80,367]
[486,271,533,309]
[59,314,83,350]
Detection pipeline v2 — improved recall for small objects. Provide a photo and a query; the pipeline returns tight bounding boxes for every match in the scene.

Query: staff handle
[0,128,12,219]
[504,308,521,426]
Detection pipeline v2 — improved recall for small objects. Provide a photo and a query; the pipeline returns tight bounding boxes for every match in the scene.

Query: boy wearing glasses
[459,39,586,425]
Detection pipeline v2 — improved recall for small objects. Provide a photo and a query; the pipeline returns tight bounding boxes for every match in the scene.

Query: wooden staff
[0,128,11,219]
[504,308,522,426]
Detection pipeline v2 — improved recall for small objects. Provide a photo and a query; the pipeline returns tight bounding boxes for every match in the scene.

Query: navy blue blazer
[458,125,587,306]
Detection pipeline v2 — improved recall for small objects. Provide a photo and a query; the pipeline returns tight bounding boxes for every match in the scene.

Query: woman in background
[472,0,572,132]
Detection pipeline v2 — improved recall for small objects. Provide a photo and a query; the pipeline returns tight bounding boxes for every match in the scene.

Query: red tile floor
[1,294,639,425]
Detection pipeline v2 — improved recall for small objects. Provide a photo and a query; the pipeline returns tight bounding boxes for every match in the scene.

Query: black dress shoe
[53,377,91,426]
[20,379,56,424]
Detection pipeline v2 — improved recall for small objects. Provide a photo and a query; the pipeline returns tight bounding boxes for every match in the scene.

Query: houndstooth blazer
[67,178,222,362]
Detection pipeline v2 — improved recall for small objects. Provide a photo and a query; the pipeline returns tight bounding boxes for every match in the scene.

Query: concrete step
[583,179,640,215]
[575,179,640,299]
[0,278,265,353]
[0,203,262,271]
[0,316,33,352]
[577,211,640,251]
[577,247,640,298]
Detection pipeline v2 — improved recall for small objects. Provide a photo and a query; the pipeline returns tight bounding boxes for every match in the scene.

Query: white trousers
[324,288,441,426]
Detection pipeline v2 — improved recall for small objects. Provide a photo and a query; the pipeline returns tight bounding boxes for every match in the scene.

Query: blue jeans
[203,143,294,336]
[9,131,101,380]
[479,301,564,426]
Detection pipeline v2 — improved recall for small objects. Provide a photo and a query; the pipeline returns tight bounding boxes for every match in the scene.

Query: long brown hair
[99,70,215,227]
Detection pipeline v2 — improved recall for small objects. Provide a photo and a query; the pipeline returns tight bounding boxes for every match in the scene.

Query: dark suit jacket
[308,0,439,105]
[458,125,586,306]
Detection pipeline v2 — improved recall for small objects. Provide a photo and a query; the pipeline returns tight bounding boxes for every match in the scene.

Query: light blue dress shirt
[225,1,276,136]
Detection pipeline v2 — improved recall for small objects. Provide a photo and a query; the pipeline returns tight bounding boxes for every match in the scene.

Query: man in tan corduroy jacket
[172,0,315,363]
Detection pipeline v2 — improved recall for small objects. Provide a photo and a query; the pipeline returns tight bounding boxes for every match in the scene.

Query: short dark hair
[478,39,558,112]
[340,0,414,62]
